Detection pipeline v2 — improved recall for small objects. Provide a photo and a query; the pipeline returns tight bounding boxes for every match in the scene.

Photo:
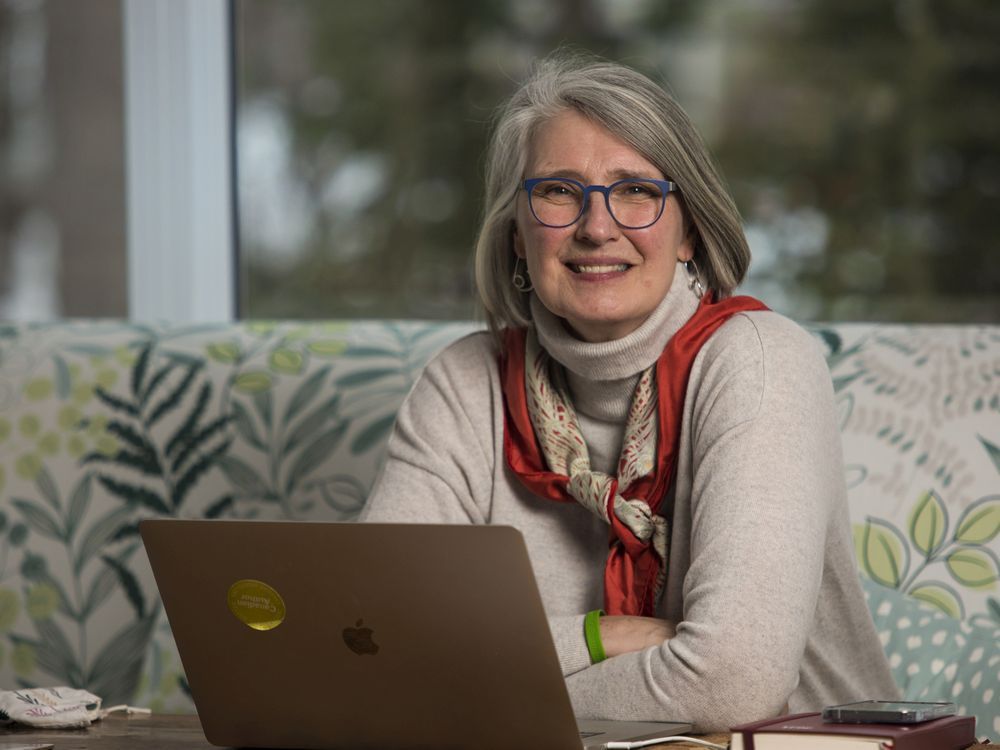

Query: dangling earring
[685,258,705,299]
[512,257,533,292]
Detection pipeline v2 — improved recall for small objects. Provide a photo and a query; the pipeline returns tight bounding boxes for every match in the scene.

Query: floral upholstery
[820,324,1000,736]
[0,320,997,729]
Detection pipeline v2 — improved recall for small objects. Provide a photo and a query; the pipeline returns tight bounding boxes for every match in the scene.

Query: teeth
[572,264,630,273]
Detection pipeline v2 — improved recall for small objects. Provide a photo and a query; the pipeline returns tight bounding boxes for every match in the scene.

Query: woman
[362,55,898,731]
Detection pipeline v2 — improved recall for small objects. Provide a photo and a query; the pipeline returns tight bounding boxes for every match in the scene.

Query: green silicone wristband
[584,609,606,664]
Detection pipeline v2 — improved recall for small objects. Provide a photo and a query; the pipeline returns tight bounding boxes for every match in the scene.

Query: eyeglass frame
[522,176,679,230]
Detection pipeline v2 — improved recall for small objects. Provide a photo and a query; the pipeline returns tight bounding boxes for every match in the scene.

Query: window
[0,0,126,319]
[4,1,996,323]
[234,0,999,323]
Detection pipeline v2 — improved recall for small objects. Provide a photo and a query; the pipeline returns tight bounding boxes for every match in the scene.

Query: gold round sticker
[227,579,286,631]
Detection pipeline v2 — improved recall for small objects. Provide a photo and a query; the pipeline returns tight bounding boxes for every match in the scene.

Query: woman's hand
[599,615,676,658]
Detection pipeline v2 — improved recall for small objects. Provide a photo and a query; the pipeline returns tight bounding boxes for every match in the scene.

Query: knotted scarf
[500,293,768,616]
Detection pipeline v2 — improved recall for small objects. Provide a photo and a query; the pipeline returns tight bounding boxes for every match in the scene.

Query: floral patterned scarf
[499,293,768,616]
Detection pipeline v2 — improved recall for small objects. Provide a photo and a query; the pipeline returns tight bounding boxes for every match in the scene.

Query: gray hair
[473,54,751,337]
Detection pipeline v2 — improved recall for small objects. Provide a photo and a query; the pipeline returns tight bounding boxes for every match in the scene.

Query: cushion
[862,576,1000,736]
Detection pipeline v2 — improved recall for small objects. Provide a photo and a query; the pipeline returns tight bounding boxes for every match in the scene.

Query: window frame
[123,0,236,322]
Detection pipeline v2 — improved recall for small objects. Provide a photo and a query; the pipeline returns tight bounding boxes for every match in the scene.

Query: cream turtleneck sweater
[362,263,898,730]
[530,264,701,476]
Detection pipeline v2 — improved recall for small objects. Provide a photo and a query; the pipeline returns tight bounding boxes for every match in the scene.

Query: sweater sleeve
[565,313,844,731]
[361,333,497,526]
[362,333,600,677]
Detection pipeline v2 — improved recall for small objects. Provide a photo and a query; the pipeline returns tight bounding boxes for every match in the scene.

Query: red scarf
[499,293,769,616]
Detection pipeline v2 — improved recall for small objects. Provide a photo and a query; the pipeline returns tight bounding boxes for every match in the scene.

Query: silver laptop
[140,520,692,749]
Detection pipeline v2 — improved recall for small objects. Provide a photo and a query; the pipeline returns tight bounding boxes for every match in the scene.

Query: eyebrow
[531,168,666,182]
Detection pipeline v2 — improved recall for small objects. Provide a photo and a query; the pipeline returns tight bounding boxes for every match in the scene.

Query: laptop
[140,520,692,749]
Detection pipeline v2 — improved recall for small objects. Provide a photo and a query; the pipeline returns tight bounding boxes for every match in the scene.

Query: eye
[620,181,661,197]
[543,184,572,196]
[531,180,581,202]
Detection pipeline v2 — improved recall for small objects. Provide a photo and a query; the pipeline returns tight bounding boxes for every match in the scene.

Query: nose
[574,191,620,244]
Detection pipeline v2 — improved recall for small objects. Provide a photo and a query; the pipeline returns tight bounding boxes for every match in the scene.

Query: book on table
[729,711,976,749]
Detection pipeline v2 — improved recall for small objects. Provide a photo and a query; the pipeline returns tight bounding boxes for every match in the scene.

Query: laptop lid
[140,520,690,750]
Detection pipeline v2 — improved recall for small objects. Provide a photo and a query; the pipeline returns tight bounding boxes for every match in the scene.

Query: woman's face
[513,109,693,343]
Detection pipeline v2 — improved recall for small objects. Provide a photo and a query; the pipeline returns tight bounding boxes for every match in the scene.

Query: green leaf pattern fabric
[818,326,1000,615]
[0,320,475,711]
[817,324,1000,732]
[0,320,996,728]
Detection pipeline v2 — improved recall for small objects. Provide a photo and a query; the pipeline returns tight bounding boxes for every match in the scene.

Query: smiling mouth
[568,263,631,274]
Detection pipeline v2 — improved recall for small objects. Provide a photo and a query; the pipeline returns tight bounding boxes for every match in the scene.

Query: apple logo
[342,619,379,656]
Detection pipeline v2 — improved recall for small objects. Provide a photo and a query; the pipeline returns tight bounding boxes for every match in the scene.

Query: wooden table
[1,714,207,749]
[0,713,731,749]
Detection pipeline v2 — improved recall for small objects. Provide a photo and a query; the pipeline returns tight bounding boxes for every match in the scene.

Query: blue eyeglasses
[523,177,678,229]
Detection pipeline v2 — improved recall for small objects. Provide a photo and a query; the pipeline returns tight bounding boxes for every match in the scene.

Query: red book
[730,711,976,749]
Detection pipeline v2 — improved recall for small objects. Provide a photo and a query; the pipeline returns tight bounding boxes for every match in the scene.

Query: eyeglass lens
[528,179,666,228]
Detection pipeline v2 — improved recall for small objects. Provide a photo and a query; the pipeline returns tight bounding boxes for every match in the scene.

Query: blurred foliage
[715,0,1000,321]
[235,0,998,323]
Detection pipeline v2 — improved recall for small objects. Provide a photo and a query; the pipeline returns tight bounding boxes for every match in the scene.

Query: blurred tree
[236,0,998,323]
[236,0,697,320]
[714,0,999,321]
[0,0,125,319]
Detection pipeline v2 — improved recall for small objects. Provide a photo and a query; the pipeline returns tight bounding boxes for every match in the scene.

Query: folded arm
[565,316,842,731]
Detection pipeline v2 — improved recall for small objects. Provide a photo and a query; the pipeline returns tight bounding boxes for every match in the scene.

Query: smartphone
[822,700,956,724]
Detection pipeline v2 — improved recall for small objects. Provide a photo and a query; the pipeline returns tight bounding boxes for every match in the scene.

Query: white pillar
[123,0,235,321]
